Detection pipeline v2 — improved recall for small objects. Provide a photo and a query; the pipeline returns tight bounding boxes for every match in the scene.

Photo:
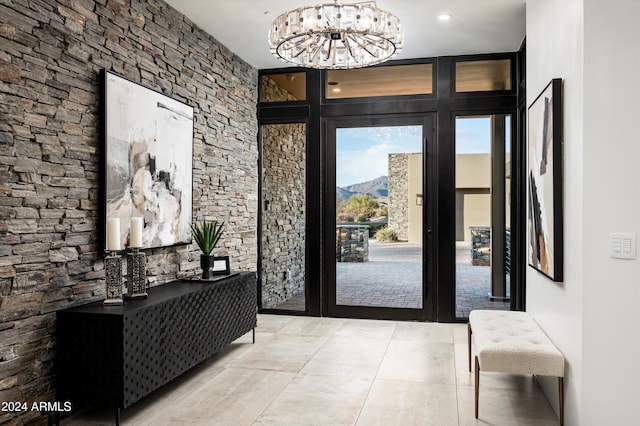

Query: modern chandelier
[268,1,404,69]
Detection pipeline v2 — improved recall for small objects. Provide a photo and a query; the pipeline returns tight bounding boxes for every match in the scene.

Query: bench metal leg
[475,356,480,419]
[559,377,564,426]
[468,323,472,372]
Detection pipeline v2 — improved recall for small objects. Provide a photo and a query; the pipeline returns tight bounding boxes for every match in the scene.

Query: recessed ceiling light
[332,88,341,93]
[439,13,453,21]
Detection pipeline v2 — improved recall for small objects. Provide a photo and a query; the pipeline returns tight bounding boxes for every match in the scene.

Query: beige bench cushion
[469,310,564,377]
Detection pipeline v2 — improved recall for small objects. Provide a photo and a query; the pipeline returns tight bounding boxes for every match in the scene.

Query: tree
[344,194,379,219]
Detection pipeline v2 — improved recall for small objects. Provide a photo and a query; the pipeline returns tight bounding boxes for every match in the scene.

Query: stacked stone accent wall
[388,153,409,241]
[0,1,258,424]
[470,226,491,266]
[336,225,369,262]
[261,123,306,309]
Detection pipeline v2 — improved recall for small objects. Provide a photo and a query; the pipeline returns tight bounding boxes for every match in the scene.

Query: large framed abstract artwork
[101,70,194,250]
[527,78,563,281]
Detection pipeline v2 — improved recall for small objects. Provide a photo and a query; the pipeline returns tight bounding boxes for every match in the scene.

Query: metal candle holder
[126,247,147,299]
[104,250,123,306]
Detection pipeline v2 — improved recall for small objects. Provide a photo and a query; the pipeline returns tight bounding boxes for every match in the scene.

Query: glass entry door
[326,116,433,320]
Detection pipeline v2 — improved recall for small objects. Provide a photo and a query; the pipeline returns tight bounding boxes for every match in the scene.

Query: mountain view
[337,176,388,201]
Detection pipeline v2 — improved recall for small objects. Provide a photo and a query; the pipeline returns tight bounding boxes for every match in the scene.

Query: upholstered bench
[468,310,565,425]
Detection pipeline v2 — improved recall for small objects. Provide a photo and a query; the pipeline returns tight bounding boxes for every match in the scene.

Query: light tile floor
[62,315,560,426]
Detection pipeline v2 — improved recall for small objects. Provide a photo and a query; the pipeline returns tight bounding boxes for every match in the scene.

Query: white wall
[528,1,640,424]
[581,1,640,424]
[526,0,584,424]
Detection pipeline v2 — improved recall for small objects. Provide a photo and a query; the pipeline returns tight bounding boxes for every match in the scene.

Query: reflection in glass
[327,64,432,99]
[455,59,512,92]
[261,123,306,311]
[335,126,423,309]
[260,72,306,102]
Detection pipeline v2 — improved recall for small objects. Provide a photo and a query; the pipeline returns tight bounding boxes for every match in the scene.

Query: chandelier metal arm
[362,34,393,49]
[344,36,354,59]
[347,33,377,58]
[326,37,333,61]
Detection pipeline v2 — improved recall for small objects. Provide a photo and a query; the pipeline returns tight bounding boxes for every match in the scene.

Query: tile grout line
[453,324,463,426]
[351,321,398,426]
[251,316,340,425]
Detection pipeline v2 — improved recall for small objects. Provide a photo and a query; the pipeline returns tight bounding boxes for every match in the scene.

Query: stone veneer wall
[0,1,258,424]
[261,122,306,308]
[388,153,409,241]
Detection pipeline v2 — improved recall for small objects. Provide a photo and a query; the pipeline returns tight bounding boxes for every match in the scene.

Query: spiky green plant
[190,220,225,256]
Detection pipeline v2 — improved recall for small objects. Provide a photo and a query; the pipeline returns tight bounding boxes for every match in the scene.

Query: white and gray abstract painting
[527,80,561,281]
[104,71,193,249]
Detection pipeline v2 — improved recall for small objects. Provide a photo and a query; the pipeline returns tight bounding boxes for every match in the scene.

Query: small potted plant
[190,220,225,279]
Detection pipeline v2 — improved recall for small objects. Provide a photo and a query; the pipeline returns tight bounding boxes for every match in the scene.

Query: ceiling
[164,0,526,70]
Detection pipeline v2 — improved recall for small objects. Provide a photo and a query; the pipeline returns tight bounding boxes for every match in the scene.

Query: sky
[336,117,511,187]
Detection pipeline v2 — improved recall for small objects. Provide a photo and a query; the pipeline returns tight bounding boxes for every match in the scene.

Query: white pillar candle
[130,217,143,248]
[106,218,121,251]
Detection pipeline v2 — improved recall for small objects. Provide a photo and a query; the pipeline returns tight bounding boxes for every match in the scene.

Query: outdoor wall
[388,153,422,242]
[260,122,306,308]
[454,152,510,243]
[456,153,490,242]
[0,0,258,424]
[407,153,422,244]
[526,0,584,424]
[461,193,490,242]
[388,153,409,240]
[394,152,498,243]
[455,153,491,188]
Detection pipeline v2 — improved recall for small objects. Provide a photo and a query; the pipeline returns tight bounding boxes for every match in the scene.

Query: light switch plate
[609,232,637,260]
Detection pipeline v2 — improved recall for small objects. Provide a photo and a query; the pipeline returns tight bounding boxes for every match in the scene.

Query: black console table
[56,272,257,423]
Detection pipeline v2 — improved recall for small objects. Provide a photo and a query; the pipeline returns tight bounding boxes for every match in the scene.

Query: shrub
[344,194,379,219]
[375,226,398,242]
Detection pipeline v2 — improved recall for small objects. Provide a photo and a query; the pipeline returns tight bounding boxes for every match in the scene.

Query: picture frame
[101,69,194,250]
[212,256,231,276]
[527,78,563,281]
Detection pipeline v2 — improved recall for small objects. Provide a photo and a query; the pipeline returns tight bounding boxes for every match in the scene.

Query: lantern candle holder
[103,250,123,306]
[126,247,147,299]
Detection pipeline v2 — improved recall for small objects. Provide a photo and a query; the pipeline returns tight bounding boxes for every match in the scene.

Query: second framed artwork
[527,78,563,282]
[101,69,194,250]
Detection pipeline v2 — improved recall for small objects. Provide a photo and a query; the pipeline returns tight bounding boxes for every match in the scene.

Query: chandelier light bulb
[268,2,404,69]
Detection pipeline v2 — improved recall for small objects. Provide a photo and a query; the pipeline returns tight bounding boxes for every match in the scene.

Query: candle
[130,217,143,248]
[106,218,121,251]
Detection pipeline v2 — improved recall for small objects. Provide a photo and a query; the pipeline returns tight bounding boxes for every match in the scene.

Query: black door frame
[324,114,436,321]
[448,110,517,321]
[257,51,525,322]
[257,68,323,317]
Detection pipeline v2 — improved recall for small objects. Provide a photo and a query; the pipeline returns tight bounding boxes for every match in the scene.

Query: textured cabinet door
[56,313,124,406]
[57,272,257,410]
[122,303,166,407]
